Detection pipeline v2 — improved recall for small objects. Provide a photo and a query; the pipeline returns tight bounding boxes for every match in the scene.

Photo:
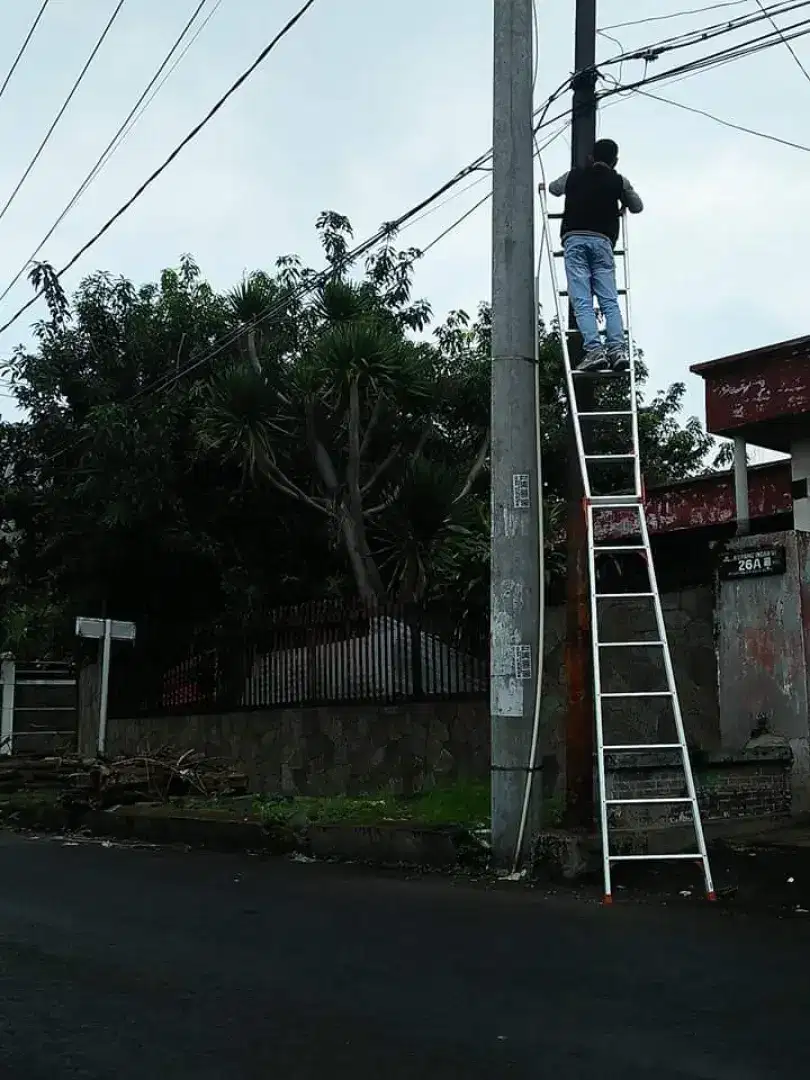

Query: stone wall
[536,586,720,800]
[606,746,792,830]
[103,698,490,796]
[91,585,720,799]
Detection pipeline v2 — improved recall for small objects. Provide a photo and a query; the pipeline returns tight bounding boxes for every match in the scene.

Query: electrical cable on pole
[0,0,129,229]
[0,0,217,307]
[0,0,52,107]
[753,0,810,83]
[601,1,770,32]
[0,0,321,338]
[6,2,807,470]
[1,5,800,338]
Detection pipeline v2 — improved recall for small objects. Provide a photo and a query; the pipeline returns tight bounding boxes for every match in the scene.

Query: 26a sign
[718,546,786,581]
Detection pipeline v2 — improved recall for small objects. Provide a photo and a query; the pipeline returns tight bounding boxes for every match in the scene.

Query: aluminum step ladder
[537,190,716,904]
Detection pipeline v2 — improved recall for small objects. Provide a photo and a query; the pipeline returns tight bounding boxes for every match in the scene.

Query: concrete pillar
[791,438,810,532]
[77,661,100,758]
[716,531,810,812]
[734,436,750,536]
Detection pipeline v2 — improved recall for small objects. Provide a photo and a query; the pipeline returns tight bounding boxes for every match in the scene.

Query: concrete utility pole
[564,0,598,829]
[490,0,540,863]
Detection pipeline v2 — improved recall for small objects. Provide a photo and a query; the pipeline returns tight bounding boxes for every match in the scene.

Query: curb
[0,801,486,869]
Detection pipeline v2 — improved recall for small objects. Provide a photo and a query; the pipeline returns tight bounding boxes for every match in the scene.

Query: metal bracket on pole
[75,617,136,757]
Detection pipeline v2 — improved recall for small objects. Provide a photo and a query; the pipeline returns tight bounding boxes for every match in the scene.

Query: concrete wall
[716,531,810,812]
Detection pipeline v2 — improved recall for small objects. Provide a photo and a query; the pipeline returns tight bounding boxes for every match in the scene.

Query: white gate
[0,659,77,755]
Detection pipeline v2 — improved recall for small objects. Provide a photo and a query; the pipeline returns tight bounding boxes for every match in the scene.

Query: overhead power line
[0,0,52,106]
[114,113,572,408]
[0,0,128,229]
[754,0,810,83]
[4,1,808,421]
[0,0,219,308]
[615,84,810,154]
[597,14,810,98]
[601,0,810,68]
[68,9,810,409]
[0,0,320,340]
[600,2,755,32]
[26,102,573,467]
[3,4,796,341]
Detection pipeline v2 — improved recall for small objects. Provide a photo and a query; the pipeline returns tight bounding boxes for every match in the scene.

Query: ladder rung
[609,794,691,803]
[593,544,646,552]
[604,742,682,750]
[597,640,664,648]
[579,410,634,418]
[606,797,692,806]
[588,495,641,505]
[584,453,635,461]
[609,853,702,863]
[589,501,643,511]
[554,249,625,257]
[595,592,655,599]
[548,212,564,219]
[600,692,674,701]
[560,289,627,297]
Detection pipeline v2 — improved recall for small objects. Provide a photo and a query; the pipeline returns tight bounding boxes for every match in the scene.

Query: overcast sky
[0,0,806,466]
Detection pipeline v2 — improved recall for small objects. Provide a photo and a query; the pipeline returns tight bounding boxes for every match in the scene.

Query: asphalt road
[0,832,808,1079]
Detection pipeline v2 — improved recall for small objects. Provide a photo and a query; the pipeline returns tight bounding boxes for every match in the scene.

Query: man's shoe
[574,349,609,375]
[607,348,630,372]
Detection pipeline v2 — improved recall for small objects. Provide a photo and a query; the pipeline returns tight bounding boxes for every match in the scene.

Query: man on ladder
[548,138,643,375]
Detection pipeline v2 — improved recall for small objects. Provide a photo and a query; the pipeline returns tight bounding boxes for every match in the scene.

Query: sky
[0,0,806,467]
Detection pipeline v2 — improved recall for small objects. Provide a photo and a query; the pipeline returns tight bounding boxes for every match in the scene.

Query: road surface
[0,831,807,1078]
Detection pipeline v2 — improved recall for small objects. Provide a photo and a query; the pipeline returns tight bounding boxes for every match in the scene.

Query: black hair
[592,138,618,166]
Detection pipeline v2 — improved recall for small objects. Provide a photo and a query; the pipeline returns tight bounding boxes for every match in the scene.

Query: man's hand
[537,182,546,193]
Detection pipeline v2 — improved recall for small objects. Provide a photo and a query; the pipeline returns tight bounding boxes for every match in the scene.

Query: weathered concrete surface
[692,335,810,450]
[596,460,791,540]
[2,831,810,1077]
[716,531,810,812]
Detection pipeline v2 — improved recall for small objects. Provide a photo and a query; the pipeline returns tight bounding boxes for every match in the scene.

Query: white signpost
[1,658,14,756]
[75,617,136,756]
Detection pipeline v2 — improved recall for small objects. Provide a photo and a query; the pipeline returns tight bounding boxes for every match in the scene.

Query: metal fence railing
[109,602,489,718]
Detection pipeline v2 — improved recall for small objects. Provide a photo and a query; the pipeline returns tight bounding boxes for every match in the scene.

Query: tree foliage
[0,214,714,655]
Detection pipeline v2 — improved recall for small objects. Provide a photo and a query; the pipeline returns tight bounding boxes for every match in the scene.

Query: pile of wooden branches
[0,748,249,807]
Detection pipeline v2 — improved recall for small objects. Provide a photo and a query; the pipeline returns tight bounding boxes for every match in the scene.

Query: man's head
[592,138,619,167]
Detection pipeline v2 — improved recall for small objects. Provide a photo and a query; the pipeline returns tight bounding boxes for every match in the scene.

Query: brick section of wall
[605,747,792,830]
[537,587,720,799]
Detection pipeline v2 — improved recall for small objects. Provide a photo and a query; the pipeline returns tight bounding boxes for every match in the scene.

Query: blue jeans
[563,234,624,354]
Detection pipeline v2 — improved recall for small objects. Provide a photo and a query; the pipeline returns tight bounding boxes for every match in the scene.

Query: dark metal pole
[564,0,597,830]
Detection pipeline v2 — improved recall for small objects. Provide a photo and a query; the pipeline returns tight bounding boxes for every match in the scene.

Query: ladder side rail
[620,213,643,500]
[537,177,592,499]
[637,508,717,900]
[586,503,614,901]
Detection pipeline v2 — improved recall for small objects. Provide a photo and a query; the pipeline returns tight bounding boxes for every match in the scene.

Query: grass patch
[253,781,490,830]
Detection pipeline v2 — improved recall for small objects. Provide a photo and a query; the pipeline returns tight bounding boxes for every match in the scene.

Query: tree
[0,257,331,655]
[0,213,717,656]
[197,213,486,606]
